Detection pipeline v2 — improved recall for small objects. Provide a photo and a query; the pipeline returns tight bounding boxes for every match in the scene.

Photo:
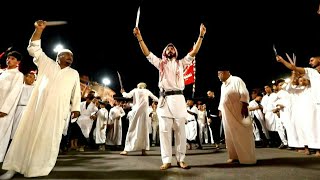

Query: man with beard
[205,90,222,148]
[133,23,206,170]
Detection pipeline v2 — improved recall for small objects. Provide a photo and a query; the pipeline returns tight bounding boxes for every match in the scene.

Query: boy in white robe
[10,71,36,139]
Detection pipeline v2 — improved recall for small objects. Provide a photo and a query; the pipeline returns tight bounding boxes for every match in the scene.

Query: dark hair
[7,51,22,61]
[275,79,285,86]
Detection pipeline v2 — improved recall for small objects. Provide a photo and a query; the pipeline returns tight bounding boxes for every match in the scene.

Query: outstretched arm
[31,20,47,42]
[276,55,305,74]
[189,23,206,57]
[133,27,150,56]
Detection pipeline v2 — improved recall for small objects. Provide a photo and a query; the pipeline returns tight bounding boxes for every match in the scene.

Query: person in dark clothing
[205,90,223,148]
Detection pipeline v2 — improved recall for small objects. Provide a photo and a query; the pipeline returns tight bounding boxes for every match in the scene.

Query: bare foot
[0,170,16,180]
[160,163,171,170]
[227,159,239,163]
[120,151,128,155]
[305,149,311,155]
[177,162,190,169]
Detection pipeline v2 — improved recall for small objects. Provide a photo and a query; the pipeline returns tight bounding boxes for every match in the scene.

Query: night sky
[1,0,320,98]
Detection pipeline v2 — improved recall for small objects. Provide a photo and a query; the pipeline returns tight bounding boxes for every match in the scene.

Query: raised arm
[276,55,305,74]
[31,20,47,42]
[189,23,206,57]
[133,27,150,57]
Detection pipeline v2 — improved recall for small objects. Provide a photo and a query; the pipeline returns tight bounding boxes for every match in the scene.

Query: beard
[165,52,176,59]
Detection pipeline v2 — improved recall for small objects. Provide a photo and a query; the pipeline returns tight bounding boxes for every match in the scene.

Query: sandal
[177,162,190,169]
[160,163,171,170]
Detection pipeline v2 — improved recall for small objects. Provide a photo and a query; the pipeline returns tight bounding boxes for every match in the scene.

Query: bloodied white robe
[0,68,24,162]
[122,88,158,151]
[2,39,81,177]
[218,75,256,164]
[146,50,193,164]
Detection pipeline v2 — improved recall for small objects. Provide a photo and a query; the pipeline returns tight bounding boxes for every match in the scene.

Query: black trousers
[209,116,221,144]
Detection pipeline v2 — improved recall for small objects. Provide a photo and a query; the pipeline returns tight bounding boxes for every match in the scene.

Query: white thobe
[286,85,315,148]
[2,39,81,177]
[150,108,159,143]
[0,68,24,162]
[218,75,256,164]
[197,110,208,144]
[303,68,320,149]
[260,93,278,131]
[248,100,270,140]
[76,101,98,138]
[146,51,193,164]
[11,84,34,139]
[94,107,108,144]
[274,89,293,146]
[106,105,125,145]
[185,106,198,141]
[122,88,158,151]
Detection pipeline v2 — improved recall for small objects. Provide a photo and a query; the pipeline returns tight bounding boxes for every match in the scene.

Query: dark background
[1,0,320,98]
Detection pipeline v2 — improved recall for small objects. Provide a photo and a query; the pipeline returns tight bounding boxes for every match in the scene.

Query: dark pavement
[1,144,320,180]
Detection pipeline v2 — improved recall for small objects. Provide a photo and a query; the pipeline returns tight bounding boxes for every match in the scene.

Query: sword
[46,21,68,26]
[285,53,294,65]
[135,6,140,27]
[117,71,124,89]
[272,44,277,56]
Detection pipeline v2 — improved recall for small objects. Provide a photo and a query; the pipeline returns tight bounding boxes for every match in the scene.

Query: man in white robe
[106,100,125,147]
[185,99,199,149]
[0,51,24,163]
[0,20,81,179]
[94,101,109,151]
[218,67,256,165]
[276,54,320,156]
[248,92,270,146]
[150,101,159,146]
[133,23,206,170]
[76,94,99,151]
[119,82,158,155]
[260,84,280,147]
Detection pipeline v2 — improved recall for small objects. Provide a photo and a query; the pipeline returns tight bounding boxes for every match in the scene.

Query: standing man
[0,20,81,179]
[276,54,320,156]
[0,51,24,163]
[133,23,206,170]
[120,82,158,156]
[205,90,222,148]
[217,66,256,165]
